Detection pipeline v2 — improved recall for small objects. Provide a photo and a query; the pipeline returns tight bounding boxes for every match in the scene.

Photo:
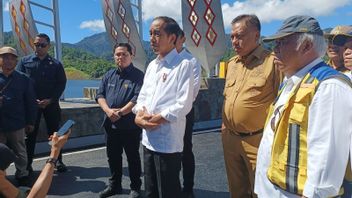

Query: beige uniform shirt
[222,45,281,133]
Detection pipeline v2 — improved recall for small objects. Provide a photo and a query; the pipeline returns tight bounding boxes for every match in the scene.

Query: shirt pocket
[223,79,235,97]
[22,62,37,77]
[41,66,57,83]
[247,77,267,97]
[288,87,312,124]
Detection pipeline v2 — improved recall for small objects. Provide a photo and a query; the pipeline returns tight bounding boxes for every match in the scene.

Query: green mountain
[72,32,156,63]
[3,31,235,78]
[73,32,113,60]
[3,31,114,79]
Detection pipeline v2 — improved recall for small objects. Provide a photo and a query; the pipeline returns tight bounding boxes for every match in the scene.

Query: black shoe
[17,176,30,187]
[130,189,141,198]
[99,186,122,198]
[56,161,68,173]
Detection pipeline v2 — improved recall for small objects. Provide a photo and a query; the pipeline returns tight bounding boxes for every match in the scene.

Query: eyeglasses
[34,43,48,48]
[331,35,352,47]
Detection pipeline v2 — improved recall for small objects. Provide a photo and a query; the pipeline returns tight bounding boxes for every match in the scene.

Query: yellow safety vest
[266,63,352,195]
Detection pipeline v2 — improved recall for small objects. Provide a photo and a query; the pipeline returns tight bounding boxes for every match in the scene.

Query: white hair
[295,33,327,57]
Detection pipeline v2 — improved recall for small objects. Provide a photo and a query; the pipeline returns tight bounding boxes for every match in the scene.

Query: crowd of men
[0,13,352,198]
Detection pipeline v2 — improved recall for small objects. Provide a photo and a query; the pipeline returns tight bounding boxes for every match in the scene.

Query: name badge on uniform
[162,73,167,82]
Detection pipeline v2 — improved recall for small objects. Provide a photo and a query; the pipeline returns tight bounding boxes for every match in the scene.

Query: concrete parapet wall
[36,78,225,143]
[36,102,104,142]
[193,78,224,123]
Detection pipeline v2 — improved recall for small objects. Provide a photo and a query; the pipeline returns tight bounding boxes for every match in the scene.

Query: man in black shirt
[0,46,37,186]
[16,33,67,173]
[96,43,144,198]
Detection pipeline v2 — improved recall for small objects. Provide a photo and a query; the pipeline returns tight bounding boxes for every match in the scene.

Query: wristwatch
[46,157,58,167]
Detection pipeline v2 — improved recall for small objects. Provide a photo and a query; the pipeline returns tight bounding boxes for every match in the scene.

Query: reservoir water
[64,79,100,98]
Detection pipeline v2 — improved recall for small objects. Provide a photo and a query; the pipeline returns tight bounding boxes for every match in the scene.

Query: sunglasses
[34,43,48,48]
[331,35,352,46]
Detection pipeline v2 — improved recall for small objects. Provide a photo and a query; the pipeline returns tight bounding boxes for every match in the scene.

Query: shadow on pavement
[47,166,109,196]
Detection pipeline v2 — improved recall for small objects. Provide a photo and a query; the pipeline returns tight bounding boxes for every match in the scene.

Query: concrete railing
[34,78,224,154]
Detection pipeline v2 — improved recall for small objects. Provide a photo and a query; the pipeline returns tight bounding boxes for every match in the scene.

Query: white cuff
[160,109,176,122]
[303,182,338,198]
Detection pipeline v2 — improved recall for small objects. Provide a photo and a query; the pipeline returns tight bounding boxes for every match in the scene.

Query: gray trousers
[0,128,29,178]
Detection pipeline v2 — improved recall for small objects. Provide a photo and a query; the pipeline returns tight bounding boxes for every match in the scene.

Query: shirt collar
[156,48,178,67]
[32,54,50,61]
[179,48,189,56]
[117,63,133,75]
[284,57,322,87]
[236,45,264,64]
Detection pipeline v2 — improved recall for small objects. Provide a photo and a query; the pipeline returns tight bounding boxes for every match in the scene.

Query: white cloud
[3,1,9,12]
[221,0,351,28]
[142,0,181,23]
[141,0,350,30]
[79,19,105,32]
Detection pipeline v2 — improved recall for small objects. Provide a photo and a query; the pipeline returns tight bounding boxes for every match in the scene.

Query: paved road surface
[7,131,229,198]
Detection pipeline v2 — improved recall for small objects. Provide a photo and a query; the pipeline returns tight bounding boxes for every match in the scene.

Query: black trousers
[144,146,182,198]
[182,107,195,191]
[105,126,142,191]
[26,103,62,168]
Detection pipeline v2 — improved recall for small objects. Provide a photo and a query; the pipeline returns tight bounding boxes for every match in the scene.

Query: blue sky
[2,0,352,44]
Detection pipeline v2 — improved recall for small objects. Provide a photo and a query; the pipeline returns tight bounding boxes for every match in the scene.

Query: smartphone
[57,120,75,136]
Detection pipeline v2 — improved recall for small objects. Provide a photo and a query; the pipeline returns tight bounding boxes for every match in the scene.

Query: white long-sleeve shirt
[255,58,352,198]
[346,71,352,179]
[179,48,201,101]
[132,48,194,153]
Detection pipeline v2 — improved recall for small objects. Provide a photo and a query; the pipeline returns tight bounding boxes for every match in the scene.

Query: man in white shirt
[254,15,352,198]
[332,25,352,197]
[132,16,194,198]
[332,26,352,80]
[175,30,201,198]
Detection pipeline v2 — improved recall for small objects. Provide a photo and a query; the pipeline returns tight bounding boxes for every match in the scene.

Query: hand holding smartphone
[48,120,75,145]
[57,120,75,136]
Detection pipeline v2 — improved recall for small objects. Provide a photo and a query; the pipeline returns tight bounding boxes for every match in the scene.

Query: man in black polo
[0,46,37,186]
[16,33,67,173]
[96,43,144,198]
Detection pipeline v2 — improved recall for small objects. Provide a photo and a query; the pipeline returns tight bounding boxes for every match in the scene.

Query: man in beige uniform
[222,14,281,198]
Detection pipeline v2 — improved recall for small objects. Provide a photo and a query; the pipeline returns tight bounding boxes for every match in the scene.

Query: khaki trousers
[222,128,262,198]
[0,128,29,178]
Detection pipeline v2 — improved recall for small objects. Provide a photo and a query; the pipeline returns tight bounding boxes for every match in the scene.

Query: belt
[232,128,263,137]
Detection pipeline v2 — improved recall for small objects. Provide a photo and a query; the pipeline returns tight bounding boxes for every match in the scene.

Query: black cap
[0,143,18,171]
[330,26,352,46]
[263,15,323,42]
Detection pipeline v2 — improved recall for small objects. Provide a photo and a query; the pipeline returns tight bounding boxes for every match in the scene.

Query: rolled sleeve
[95,74,108,102]
[160,108,176,122]
[303,182,337,198]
